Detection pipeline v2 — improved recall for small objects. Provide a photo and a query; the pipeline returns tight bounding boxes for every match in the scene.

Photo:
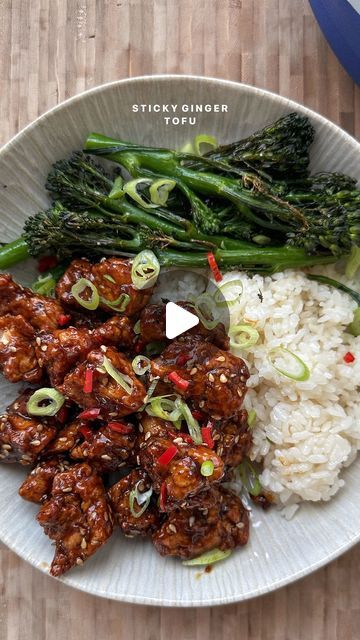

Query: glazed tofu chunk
[212,409,252,467]
[151,336,249,419]
[0,390,57,464]
[37,463,113,576]
[56,257,153,316]
[108,468,159,537]
[70,421,136,472]
[0,315,42,383]
[19,457,71,503]
[35,316,134,387]
[60,346,146,419]
[152,486,249,559]
[0,273,63,331]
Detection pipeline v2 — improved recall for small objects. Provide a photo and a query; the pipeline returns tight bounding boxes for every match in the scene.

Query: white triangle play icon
[165,302,199,340]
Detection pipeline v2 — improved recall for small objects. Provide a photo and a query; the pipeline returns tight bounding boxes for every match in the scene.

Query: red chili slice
[57,314,72,327]
[168,371,190,391]
[37,255,58,273]
[344,351,355,363]
[79,425,93,440]
[157,444,178,466]
[108,422,133,434]
[192,409,206,422]
[83,368,94,394]
[160,481,167,510]
[201,424,214,449]
[77,408,101,420]
[135,339,146,354]
[207,252,223,283]
[56,405,69,424]
[176,353,192,366]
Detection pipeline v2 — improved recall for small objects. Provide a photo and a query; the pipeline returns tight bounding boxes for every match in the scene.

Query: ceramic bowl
[0,75,359,606]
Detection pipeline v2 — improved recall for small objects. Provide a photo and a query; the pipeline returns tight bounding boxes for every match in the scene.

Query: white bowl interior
[0,76,359,606]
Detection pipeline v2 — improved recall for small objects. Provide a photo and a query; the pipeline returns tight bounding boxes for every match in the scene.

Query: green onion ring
[149,179,177,206]
[193,134,218,156]
[247,409,257,428]
[26,388,65,417]
[229,324,259,352]
[214,279,243,308]
[145,396,182,422]
[182,548,231,566]
[129,481,153,518]
[100,292,130,312]
[200,460,215,477]
[238,460,262,497]
[175,398,202,444]
[71,278,100,311]
[132,355,151,375]
[268,346,310,382]
[108,175,124,200]
[103,274,116,284]
[133,319,141,335]
[123,178,159,209]
[131,250,160,290]
[99,355,134,394]
[194,293,219,330]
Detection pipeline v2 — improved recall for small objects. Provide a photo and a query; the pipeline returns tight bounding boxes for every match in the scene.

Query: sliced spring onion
[131,250,160,290]
[71,278,99,310]
[26,388,65,417]
[175,398,202,444]
[129,481,153,518]
[149,178,176,206]
[268,346,310,382]
[143,377,159,405]
[179,141,195,153]
[247,409,257,428]
[103,274,116,283]
[123,178,159,209]
[349,307,360,337]
[145,396,182,423]
[200,460,215,477]
[229,324,259,352]
[213,279,243,308]
[345,246,360,279]
[182,548,231,566]
[99,355,134,394]
[108,175,124,199]
[132,355,151,375]
[193,134,218,156]
[239,459,262,497]
[133,319,141,335]
[194,293,219,330]
[100,292,130,312]
[32,273,56,296]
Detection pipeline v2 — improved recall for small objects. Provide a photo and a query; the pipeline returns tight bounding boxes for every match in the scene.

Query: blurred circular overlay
[309,0,360,85]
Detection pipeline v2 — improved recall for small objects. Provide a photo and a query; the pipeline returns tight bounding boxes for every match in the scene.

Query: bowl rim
[1,74,359,606]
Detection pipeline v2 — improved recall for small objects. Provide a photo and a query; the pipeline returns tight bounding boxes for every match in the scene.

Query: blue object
[310,0,360,85]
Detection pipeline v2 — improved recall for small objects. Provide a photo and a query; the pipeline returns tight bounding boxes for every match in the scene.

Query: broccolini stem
[0,237,30,269]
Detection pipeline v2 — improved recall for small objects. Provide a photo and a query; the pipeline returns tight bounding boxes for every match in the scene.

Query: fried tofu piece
[138,431,224,510]
[56,257,153,316]
[152,486,249,559]
[151,336,249,419]
[139,302,229,349]
[44,419,84,455]
[108,468,159,537]
[37,463,113,576]
[19,457,70,503]
[60,346,146,419]
[0,390,57,464]
[0,315,42,382]
[212,409,252,467]
[35,316,135,387]
[70,421,136,472]
[0,273,63,331]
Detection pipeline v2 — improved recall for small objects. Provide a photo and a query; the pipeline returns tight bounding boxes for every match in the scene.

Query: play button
[165,302,200,339]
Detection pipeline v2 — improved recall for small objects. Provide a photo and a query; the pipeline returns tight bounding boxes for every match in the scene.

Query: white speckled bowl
[0,76,359,606]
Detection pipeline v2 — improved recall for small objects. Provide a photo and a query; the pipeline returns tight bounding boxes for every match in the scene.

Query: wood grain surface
[0,1,359,638]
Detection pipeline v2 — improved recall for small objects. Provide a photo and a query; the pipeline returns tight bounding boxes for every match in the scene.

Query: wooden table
[0,1,359,638]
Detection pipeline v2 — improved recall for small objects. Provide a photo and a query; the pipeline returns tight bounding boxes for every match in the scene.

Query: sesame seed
[2,444,12,450]
[237,389,243,397]
[30,439,41,446]
[81,538,87,549]
[76,558,83,565]
[168,524,177,533]
[216,355,225,362]
[202,508,208,515]
[240,376,246,382]
[189,516,195,527]
[104,513,108,521]
[208,373,215,382]
[136,455,140,465]
[212,415,221,420]
[234,435,240,444]
[217,445,224,456]
[173,437,184,445]
[58,437,68,442]
[36,337,41,346]
[101,454,112,461]
[190,367,197,375]
[220,374,228,383]
[62,487,72,493]
[41,345,47,352]
[236,522,245,529]
[199,401,205,408]
[138,424,144,433]
[100,345,107,352]
[144,432,151,441]
[37,425,43,432]
[108,412,117,417]
[213,433,221,441]
[82,449,89,456]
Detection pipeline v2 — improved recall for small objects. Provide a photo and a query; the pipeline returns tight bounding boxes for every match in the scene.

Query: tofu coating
[0,315,42,382]
[19,457,71,503]
[108,468,159,537]
[0,273,63,331]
